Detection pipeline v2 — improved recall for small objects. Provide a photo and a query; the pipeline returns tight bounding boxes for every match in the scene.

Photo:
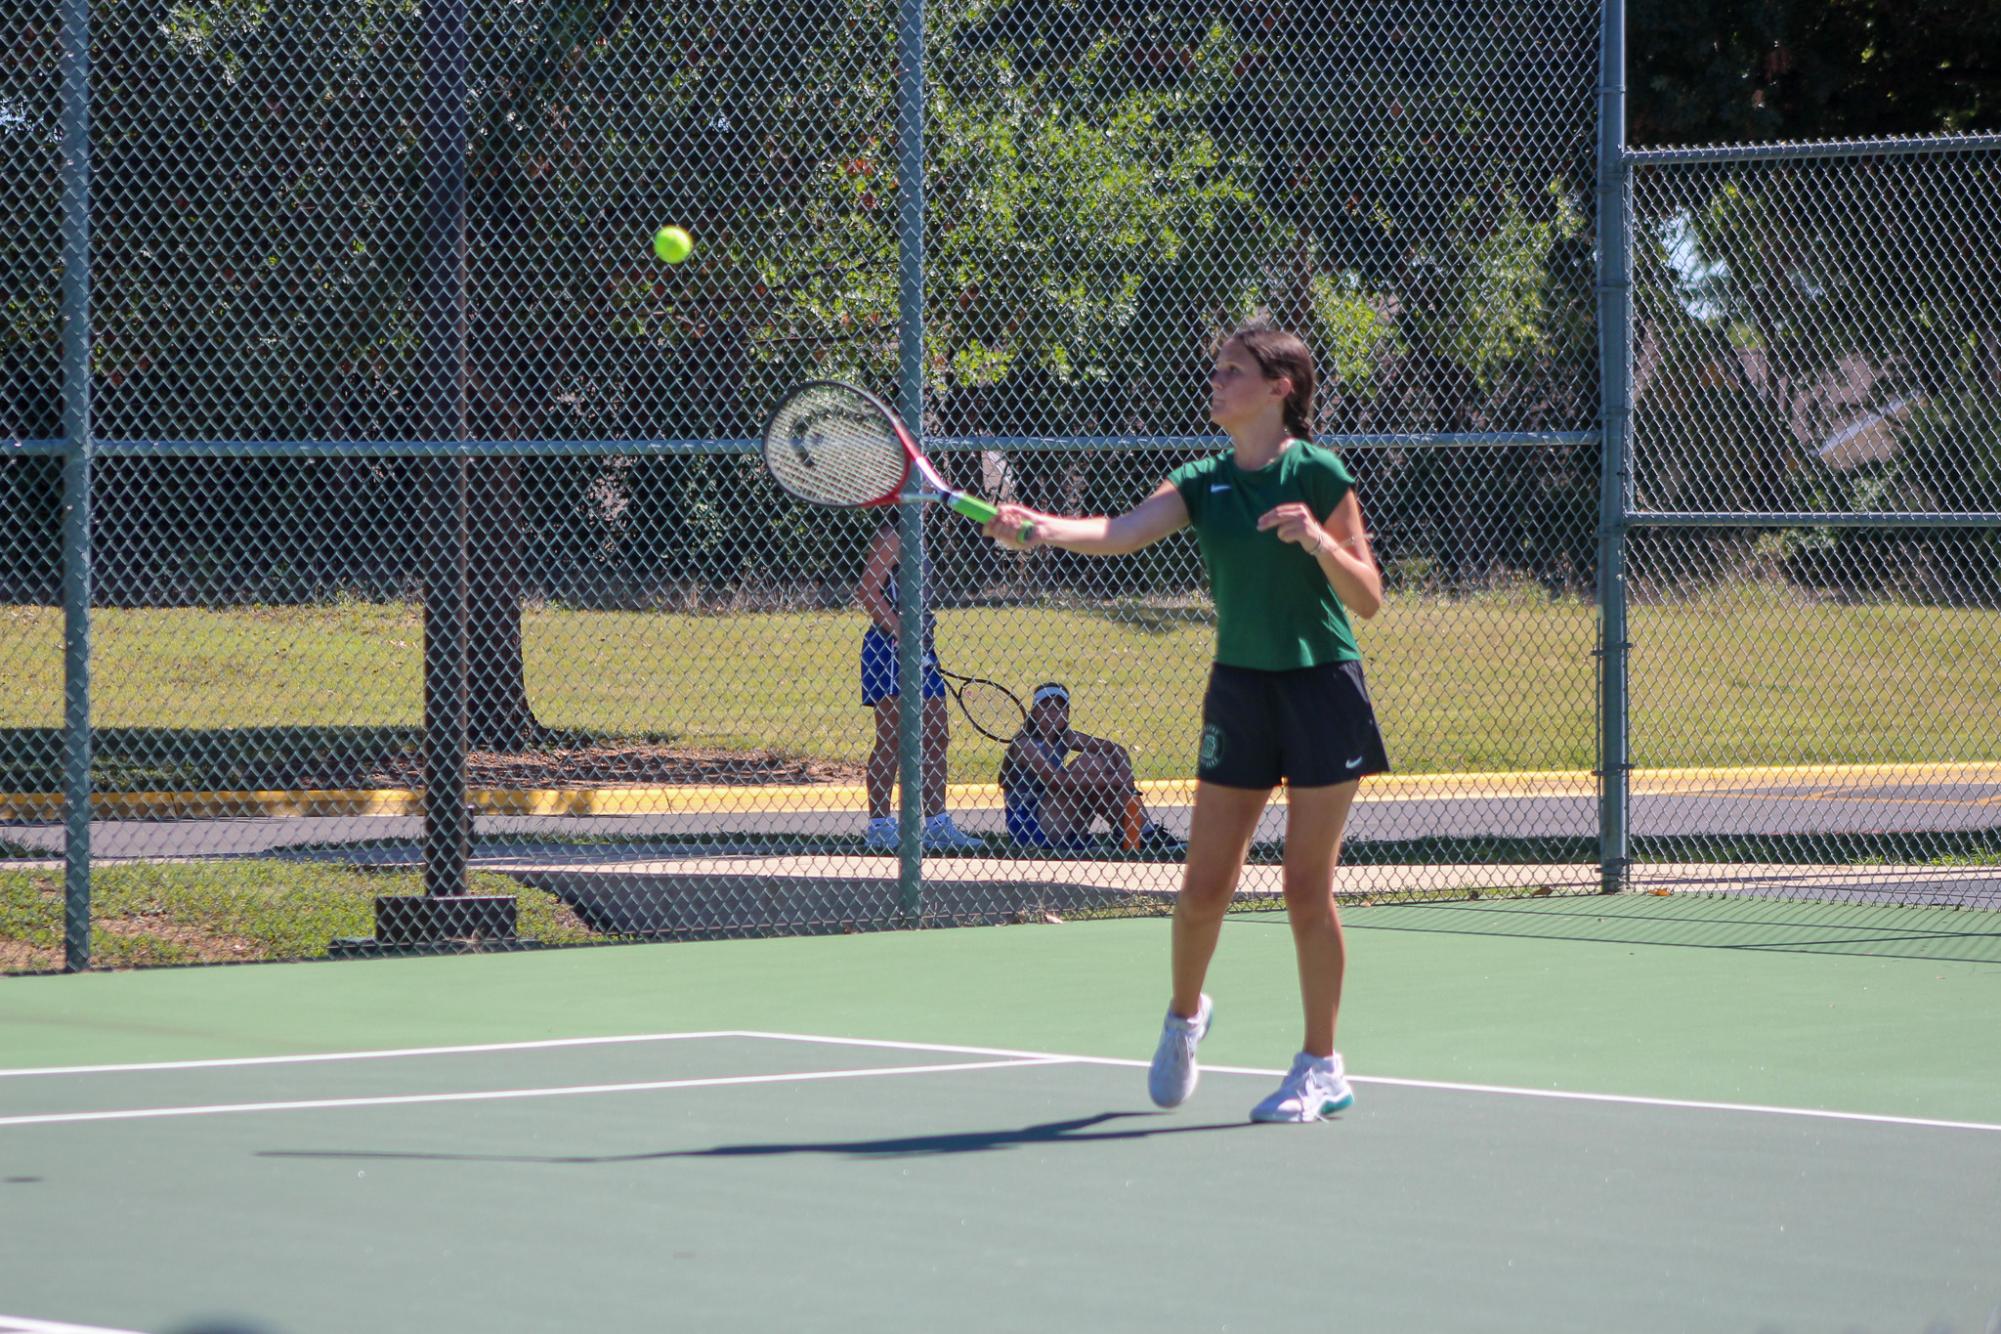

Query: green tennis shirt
[1167,440,1362,671]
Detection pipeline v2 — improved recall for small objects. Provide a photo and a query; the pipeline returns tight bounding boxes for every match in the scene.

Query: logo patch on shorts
[1199,723,1224,771]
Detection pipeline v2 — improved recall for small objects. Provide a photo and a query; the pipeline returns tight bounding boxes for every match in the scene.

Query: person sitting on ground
[999,682,1183,854]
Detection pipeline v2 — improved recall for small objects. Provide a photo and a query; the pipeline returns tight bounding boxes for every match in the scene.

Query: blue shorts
[861,628,947,707]
[1004,798,1094,851]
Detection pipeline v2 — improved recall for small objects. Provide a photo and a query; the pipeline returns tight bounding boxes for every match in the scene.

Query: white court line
[7,1028,1999,1136]
[1346,1073,2001,1134]
[0,1320,148,1334]
[0,1057,1067,1128]
[736,1031,2001,1136]
[0,1031,749,1079]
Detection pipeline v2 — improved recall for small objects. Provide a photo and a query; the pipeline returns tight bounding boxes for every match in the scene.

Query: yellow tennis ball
[653,225,694,264]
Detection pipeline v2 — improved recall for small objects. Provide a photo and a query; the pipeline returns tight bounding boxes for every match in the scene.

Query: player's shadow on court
[261,1112,1254,1165]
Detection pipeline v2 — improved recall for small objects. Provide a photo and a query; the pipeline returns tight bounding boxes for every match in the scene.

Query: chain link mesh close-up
[1625,140,2001,904]
[3,1,1995,973]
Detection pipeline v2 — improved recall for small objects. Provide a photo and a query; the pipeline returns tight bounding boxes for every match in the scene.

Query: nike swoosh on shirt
[1209,484,1231,493]
[1344,756,1364,769]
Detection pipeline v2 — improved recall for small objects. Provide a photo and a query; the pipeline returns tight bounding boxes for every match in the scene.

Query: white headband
[1031,684,1070,707]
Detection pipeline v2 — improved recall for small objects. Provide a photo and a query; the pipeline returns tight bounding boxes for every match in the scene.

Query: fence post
[59,0,94,972]
[894,0,927,922]
[1594,0,1632,894]
[419,0,473,901]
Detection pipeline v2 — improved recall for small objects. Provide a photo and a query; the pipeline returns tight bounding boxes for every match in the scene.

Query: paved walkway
[3,764,1996,863]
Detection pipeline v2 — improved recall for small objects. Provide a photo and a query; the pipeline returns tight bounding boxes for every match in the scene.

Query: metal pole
[1628,510,2001,528]
[58,0,93,971]
[1626,131,2001,166]
[49,429,1604,460]
[419,0,472,898]
[1594,0,1631,895]
[894,0,926,922]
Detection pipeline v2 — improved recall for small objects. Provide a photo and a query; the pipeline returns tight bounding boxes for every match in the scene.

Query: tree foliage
[2,0,1996,634]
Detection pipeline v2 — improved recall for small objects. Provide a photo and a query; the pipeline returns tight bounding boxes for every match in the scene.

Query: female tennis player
[857,515,981,850]
[983,324,1388,1123]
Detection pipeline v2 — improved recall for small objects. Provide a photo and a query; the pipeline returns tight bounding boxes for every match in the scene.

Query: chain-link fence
[4,0,1995,973]
[1624,137,2001,906]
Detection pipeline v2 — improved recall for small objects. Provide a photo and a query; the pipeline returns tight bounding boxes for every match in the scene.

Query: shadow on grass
[0,726,870,793]
[1634,832,2001,867]
[275,829,1999,869]
[0,726,423,792]
[1351,832,2001,867]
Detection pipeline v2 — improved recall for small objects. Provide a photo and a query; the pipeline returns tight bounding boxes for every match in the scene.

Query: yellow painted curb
[0,762,1992,821]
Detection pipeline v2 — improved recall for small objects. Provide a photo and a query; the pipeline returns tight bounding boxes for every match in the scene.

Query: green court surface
[3,896,1999,1334]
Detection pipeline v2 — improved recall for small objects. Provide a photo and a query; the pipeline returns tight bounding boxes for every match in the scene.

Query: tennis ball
[653,225,694,264]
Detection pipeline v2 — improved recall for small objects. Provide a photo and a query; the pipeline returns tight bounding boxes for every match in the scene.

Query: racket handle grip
[945,493,998,525]
[945,492,1036,544]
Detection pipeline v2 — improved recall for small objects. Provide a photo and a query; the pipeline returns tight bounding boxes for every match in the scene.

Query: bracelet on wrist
[1326,531,1374,554]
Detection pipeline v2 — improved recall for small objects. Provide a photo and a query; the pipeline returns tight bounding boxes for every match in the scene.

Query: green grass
[0,586,1995,786]
[0,862,599,973]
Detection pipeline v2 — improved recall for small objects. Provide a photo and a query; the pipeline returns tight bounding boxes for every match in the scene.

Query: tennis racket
[934,664,1029,743]
[761,381,1035,540]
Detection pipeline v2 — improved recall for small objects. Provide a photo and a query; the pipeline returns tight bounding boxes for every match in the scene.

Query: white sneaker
[864,817,898,848]
[1250,1051,1354,1123]
[923,812,983,850]
[1147,993,1213,1108]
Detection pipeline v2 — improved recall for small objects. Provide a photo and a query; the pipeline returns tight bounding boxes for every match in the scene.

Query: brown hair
[1223,323,1316,440]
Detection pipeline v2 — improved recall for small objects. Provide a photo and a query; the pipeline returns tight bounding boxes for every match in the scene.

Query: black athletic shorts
[1197,659,1392,790]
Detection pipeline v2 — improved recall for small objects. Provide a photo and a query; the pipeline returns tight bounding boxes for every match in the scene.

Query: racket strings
[956,680,1028,742]
[763,388,907,506]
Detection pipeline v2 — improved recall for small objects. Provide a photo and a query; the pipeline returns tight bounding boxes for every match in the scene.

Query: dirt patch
[0,940,59,973]
[95,916,264,962]
[356,742,864,790]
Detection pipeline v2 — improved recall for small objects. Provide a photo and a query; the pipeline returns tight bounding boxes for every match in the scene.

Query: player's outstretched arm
[983,482,1188,556]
